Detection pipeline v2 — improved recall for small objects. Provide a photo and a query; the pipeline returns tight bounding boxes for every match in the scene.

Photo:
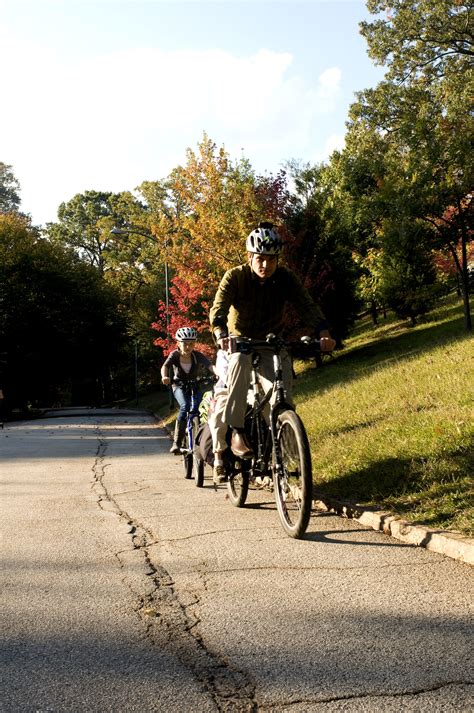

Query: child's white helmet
[175,327,198,341]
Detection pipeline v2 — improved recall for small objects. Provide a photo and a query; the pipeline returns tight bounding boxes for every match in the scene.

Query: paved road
[2,411,473,712]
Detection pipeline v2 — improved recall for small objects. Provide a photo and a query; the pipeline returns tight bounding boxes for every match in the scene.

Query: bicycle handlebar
[230,334,321,354]
[172,375,217,389]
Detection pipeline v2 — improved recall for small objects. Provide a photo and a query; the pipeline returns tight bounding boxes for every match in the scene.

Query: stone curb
[314,497,474,567]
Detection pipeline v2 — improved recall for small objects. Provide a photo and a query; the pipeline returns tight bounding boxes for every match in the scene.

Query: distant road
[2,410,473,711]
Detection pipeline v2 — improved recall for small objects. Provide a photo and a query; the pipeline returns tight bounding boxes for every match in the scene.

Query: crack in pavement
[164,561,435,576]
[158,527,266,542]
[113,487,162,496]
[91,425,258,712]
[263,681,474,709]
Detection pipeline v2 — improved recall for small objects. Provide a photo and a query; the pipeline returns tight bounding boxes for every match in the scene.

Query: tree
[284,160,361,345]
[361,0,473,82]
[0,162,21,213]
[379,220,441,325]
[0,212,128,410]
[45,189,166,386]
[46,190,148,275]
[151,274,214,358]
[345,80,472,327]
[355,0,474,330]
[165,134,264,273]
[353,248,386,324]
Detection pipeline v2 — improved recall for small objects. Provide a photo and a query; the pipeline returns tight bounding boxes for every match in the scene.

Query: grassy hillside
[294,294,473,536]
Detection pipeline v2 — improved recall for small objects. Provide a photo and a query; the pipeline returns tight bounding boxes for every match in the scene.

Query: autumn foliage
[150,135,292,354]
[152,274,214,358]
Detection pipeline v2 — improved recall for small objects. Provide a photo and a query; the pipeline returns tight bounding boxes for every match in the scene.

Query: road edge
[155,413,473,567]
[314,496,474,567]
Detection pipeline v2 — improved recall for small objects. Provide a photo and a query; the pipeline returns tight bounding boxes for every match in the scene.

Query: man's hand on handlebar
[319,336,336,352]
[217,336,229,351]
[318,330,336,352]
[162,375,171,386]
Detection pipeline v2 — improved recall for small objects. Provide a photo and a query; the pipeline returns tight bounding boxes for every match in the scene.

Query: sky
[0,0,385,227]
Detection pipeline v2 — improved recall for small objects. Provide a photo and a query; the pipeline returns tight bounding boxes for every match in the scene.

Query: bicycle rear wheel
[227,462,250,507]
[273,409,313,538]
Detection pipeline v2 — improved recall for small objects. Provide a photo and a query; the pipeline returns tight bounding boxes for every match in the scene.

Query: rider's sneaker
[170,443,180,455]
[213,464,227,484]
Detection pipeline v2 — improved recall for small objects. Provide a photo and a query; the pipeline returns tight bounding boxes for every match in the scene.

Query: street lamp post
[163,241,170,351]
[110,226,171,348]
[134,339,139,405]
[110,225,172,408]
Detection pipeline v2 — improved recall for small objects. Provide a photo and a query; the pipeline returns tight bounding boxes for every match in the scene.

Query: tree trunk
[455,271,461,297]
[456,197,472,332]
[370,300,378,325]
[448,239,472,331]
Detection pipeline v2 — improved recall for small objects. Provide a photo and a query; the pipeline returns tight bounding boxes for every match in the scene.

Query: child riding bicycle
[161,327,216,454]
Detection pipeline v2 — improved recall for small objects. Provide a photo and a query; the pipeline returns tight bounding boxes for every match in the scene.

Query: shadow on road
[0,417,167,462]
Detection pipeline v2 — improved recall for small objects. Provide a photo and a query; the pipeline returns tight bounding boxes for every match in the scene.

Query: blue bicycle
[173,377,215,479]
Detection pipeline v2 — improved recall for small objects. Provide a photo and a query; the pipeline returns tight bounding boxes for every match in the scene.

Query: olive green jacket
[209,264,326,340]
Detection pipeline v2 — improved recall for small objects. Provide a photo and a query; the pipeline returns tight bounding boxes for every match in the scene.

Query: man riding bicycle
[209,222,335,459]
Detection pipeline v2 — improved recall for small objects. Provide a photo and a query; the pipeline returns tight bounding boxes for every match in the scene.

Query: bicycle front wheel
[273,410,313,538]
[183,417,198,479]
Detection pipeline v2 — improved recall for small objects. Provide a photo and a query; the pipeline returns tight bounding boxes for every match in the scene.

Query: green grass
[294,294,474,536]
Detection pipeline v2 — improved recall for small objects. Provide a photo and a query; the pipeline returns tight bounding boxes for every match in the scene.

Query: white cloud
[0,31,343,224]
[323,132,346,155]
[316,67,342,109]
[308,133,346,165]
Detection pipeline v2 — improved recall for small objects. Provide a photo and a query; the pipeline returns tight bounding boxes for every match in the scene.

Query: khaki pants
[223,347,293,429]
[208,390,229,452]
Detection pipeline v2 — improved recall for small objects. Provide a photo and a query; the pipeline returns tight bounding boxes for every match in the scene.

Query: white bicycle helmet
[175,326,198,341]
[246,221,282,255]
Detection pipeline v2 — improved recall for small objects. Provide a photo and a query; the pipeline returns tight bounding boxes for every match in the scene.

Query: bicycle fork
[250,354,269,475]
[269,352,291,484]
[183,387,199,455]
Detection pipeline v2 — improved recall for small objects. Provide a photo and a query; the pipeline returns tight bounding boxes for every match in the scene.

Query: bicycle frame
[173,376,215,453]
[184,387,197,455]
[236,336,295,473]
[173,379,200,454]
[228,334,317,537]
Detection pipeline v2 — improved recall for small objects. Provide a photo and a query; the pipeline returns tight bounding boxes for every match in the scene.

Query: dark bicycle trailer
[194,421,215,467]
